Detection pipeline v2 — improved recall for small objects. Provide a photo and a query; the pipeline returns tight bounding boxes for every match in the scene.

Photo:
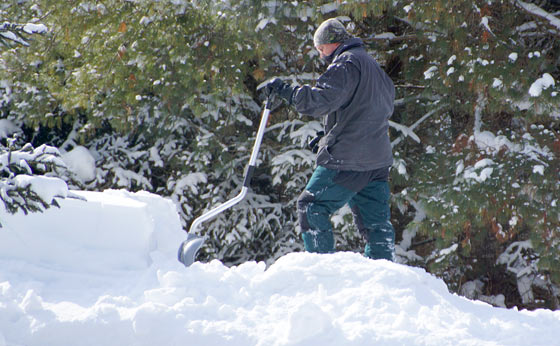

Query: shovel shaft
[248,106,271,167]
[187,99,272,235]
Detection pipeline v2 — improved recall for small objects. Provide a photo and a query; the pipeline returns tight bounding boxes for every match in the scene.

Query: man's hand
[308,131,324,153]
[265,78,295,104]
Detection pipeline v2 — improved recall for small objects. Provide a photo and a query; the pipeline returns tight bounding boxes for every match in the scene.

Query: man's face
[315,43,339,59]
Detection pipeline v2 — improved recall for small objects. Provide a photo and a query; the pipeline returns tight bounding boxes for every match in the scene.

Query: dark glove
[308,131,324,153]
[266,78,295,104]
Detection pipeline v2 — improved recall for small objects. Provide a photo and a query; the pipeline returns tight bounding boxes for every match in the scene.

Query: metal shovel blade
[178,233,206,267]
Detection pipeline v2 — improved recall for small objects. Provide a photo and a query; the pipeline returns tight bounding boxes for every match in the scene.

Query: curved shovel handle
[178,97,273,266]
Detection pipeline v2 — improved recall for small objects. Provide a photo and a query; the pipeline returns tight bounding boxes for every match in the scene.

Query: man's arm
[292,61,360,118]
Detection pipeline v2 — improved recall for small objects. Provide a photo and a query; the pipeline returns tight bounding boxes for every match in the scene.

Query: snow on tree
[0,21,47,47]
[0,141,68,218]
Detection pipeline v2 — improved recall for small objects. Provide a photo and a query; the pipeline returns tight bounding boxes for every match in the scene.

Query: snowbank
[0,190,183,273]
[1,190,560,346]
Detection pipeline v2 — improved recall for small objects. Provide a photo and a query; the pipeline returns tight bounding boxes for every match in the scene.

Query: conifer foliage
[1,0,559,309]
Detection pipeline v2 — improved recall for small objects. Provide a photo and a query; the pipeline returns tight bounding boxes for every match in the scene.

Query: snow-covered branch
[365,33,419,43]
[0,22,47,47]
[389,120,421,144]
[473,92,487,136]
[0,144,68,217]
[515,0,560,31]
[391,105,444,147]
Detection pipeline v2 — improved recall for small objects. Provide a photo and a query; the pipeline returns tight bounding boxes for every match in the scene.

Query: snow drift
[1,190,559,346]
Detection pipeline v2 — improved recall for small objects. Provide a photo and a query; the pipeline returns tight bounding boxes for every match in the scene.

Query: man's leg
[349,181,395,261]
[297,166,356,253]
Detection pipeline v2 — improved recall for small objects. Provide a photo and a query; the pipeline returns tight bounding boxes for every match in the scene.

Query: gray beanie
[313,18,351,47]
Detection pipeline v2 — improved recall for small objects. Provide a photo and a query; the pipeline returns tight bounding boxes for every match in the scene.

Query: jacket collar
[323,37,363,64]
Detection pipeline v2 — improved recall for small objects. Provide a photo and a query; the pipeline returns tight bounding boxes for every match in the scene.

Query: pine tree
[360,0,560,308]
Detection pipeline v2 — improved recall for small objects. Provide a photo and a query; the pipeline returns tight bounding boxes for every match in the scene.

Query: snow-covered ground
[1,190,559,346]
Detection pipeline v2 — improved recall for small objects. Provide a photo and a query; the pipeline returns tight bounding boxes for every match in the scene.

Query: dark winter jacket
[292,37,394,171]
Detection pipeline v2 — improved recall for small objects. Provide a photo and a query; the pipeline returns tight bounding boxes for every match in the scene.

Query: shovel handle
[244,97,271,186]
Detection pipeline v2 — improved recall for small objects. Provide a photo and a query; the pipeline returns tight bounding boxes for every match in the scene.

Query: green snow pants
[297,165,395,261]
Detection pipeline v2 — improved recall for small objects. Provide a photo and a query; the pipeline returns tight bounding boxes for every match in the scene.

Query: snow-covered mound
[0,190,183,273]
[1,190,559,346]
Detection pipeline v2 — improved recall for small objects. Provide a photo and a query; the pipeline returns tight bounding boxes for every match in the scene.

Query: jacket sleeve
[292,61,360,118]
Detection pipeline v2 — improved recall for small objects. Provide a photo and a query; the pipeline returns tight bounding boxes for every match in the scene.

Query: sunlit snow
[1,190,559,346]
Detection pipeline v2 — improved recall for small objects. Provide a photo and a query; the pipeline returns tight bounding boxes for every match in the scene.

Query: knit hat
[313,18,351,47]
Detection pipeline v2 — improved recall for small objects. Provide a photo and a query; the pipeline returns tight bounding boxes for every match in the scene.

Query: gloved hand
[308,131,324,153]
[266,77,295,104]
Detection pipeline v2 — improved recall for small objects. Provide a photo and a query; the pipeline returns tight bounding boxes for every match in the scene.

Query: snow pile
[1,190,560,346]
[0,190,183,273]
[61,146,97,183]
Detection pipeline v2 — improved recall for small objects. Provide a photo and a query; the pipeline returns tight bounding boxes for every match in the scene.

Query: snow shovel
[178,95,274,267]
